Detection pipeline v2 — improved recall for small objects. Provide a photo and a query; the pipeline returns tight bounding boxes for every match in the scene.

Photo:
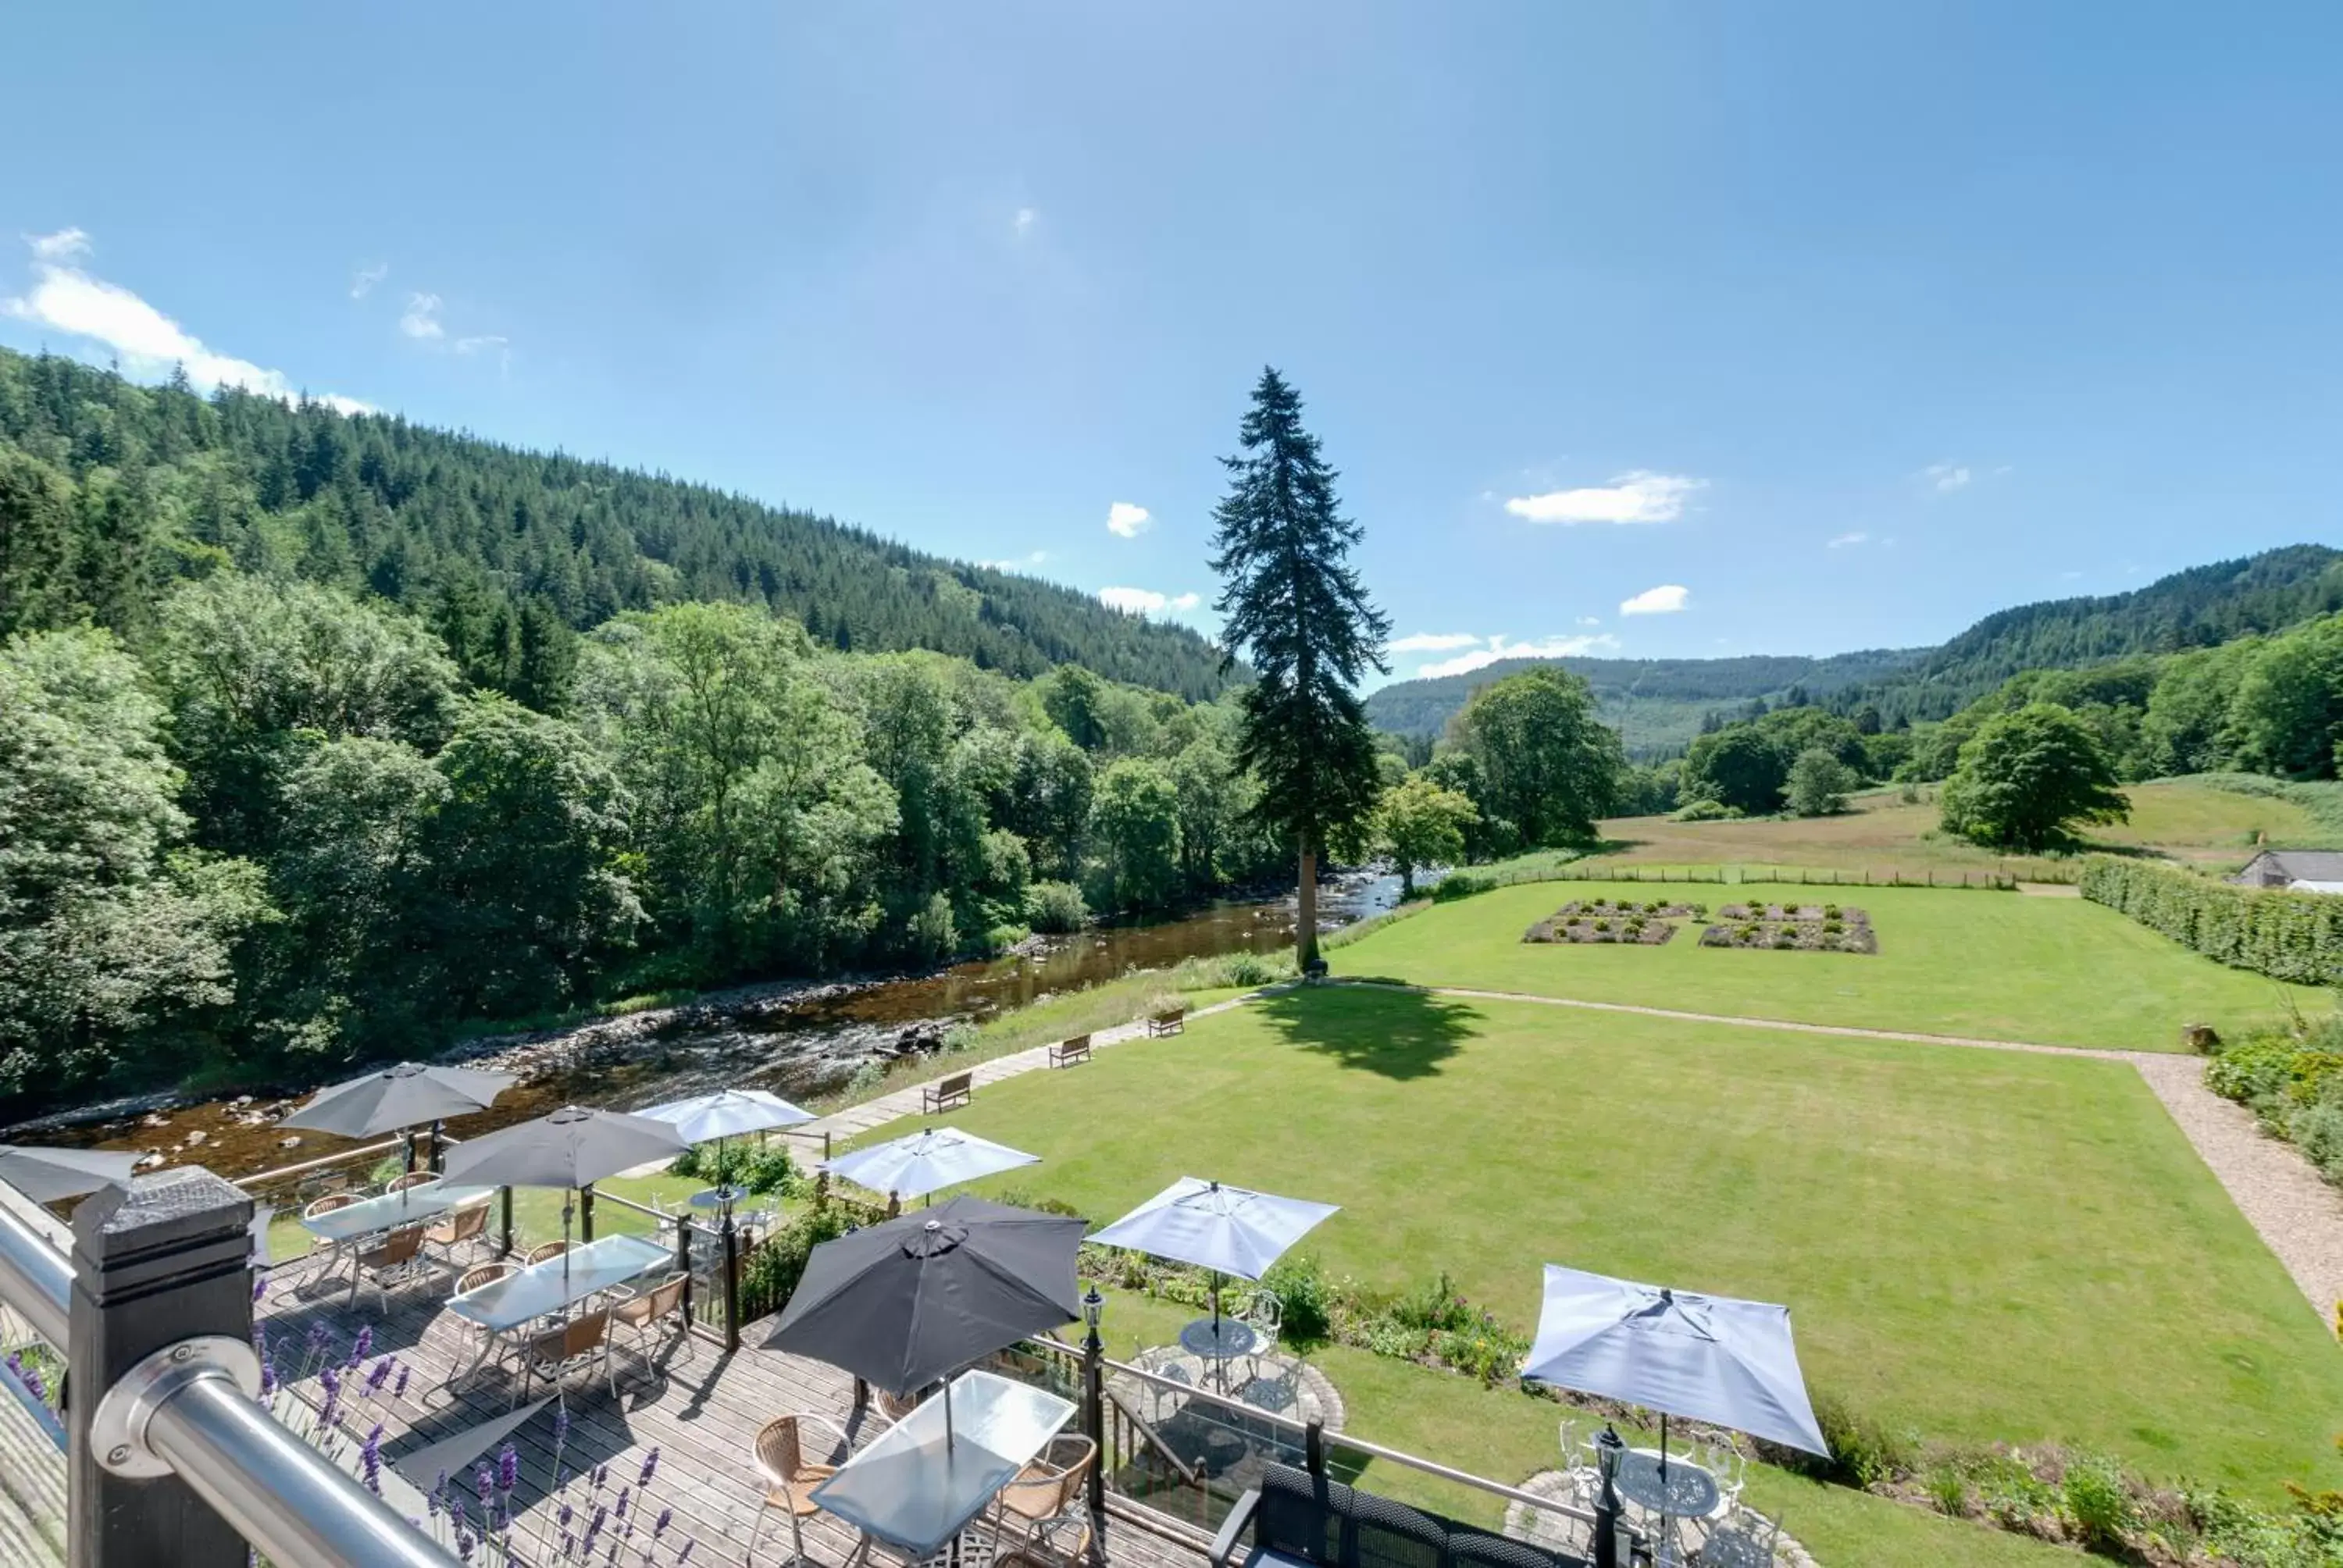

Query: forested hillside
[1367,546,2343,748]
[0,347,1232,698]
[1365,649,1921,753]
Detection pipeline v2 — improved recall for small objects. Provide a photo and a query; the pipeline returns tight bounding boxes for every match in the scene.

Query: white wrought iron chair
[1236,1288,1282,1385]
[1696,1506,1781,1568]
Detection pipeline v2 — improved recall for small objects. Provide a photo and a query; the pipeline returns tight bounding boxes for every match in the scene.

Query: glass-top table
[811,1368,1075,1556]
[300,1181,495,1243]
[446,1233,670,1335]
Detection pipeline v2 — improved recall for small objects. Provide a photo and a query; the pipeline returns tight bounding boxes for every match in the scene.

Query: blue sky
[6,4,2341,688]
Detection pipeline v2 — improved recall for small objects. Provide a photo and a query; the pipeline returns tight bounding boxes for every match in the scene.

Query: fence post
[579,1184,595,1244]
[498,1187,514,1258]
[67,1167,255,1568]
[673,1213,694,1322]
[721,1219,741,1352]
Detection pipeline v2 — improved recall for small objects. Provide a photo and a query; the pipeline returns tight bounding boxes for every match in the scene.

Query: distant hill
[0,347,1236,700]
[1366,545,2343,752]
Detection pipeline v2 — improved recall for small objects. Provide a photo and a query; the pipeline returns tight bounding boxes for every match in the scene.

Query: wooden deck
[258,1248,1211,1568]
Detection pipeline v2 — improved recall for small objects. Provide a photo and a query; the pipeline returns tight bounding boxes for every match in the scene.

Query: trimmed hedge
[2080,855,2343,985]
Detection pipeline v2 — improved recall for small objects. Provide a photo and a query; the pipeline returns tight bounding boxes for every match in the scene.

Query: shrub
[736,1203,853,1320]
[1023,880,1089,934]
[1260,1253,1332,1344]
[2061,1453,2138,1550]
[1924,1464,1970,1517]
[2289,1103,2343,1181]
[1432,871,1496,903]
[842,1060,886,1097]
[740,1142,796,1196]
[1671,798,1739,822]
[1773,1392,1917,1488]
[1212,949,1291,988]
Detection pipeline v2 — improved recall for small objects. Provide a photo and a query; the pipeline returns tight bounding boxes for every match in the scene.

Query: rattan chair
[299,1193,362,1289]
[608,1271,691,1377]
[749,1413,850,1567]
[524,1239,571,1266]
[513,1309,615,1407]
[993,1434,1097,1556]
[450,1261,521,1378]
[423,1199,491,1268]
[383,1171,439,1194]
[348,1224,430,1310]
[999,1512,1092,1568]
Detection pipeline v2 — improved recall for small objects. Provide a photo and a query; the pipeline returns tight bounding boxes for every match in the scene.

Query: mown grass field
[1584,776,2322,878]
[923,988,2343,1504]
[1331,878,2317,1050]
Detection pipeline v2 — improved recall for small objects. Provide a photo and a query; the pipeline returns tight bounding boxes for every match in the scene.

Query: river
[26,871,1415,1187]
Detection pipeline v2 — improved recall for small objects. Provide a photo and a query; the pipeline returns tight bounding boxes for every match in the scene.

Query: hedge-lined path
[1333,979,2343,1328]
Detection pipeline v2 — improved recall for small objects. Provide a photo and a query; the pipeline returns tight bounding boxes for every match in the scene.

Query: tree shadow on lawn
[1250,982,1478,1081]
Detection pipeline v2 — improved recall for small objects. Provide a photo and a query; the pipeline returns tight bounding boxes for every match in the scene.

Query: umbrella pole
[943,1374,954,1454]
[1211,1270,1221,1331]
[1659,1413,1668,1481]
[563,1192,574,1285]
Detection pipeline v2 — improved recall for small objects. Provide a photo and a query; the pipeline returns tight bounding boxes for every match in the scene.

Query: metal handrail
[243,1128,469,1189]
[0,1199,458,1566]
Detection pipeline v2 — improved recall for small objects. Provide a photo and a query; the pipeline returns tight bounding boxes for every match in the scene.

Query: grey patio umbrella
[0,1145,137,1204]
[820,1127,1040,1203]
[438,1106,686,1279]
[282,1061,515,1173]
[766,1196,1083,1449]
[1521,1263,1830,1464]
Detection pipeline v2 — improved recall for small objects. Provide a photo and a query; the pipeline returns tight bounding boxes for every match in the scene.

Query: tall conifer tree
[1208,368,1389,969]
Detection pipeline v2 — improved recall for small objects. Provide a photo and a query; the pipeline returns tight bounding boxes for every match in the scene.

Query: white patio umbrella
[822,1128,1040,1204]
[1521,1263,1830,1468]
[635,1089,813,1206]
[1087,1176,1339,1327]
[439,1106,686,1281]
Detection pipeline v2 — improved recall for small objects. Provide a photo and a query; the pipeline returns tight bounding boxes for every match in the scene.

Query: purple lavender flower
[361,1424,384,1495]
[637,1447,660,1488]
[366,1356,392,1395]
[555,1406,571,1445]
[252,1274,267,1303]
[558,1501,574,1528]
[258,1360,276,1402]
[305,1322,328,1355]
[613,1486,629,1521]
[318,1364,343,1429]
[562,1533,576,1560]
[393,1361,411,1400]
[653,1508,671,1538]
[457,1526,475,1565]
[349,1324,373,1367]
[676,1543,694,1566]
[476,1463,494,1508]
[497,1441,519,1495]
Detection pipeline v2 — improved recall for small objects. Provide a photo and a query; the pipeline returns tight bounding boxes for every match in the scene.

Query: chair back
[564,1310,610,1356]
[644,1272,689,1319]
[304,1194,356,1218]
[755,1415,809,1484]
[458,1262,519,1295]
[442,1203,490,1241]
[1695,1515,1776,1568]
[385,1171,437,1192]
[525,1240,570,1265]
[377,1225,425,1264]
[1242,1288,1283,1335]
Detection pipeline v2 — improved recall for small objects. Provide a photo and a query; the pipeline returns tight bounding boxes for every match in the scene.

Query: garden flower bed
[1524,896,1703,945]
[1701,911,1879,953]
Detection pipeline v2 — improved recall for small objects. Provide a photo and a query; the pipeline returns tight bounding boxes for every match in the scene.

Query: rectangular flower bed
[1699,918,1878,954]
[1525,915,1678,945]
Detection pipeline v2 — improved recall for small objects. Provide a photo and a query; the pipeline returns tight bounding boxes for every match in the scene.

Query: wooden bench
[1047,1033,1093,1069]
[1146,1007,1186,1038]
[920,1071,974,1114]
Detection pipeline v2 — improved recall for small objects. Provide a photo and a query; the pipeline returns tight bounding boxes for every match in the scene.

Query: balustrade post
[672,1214,694,1322]
[720,1219,740,1352]
[1304,1419,1325,1479]
[579,1185,595,1244]
[427,1120,445,1175]
[67,1168,255,1568]
[498,1187,514,1258]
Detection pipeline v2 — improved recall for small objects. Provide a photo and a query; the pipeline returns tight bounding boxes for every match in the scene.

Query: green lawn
[913,988,2343,1502]
[1328,879,2320,1050]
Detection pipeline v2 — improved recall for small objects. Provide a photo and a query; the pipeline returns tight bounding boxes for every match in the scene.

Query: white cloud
[978,550,1050,572]
[1826,531,1870,549]
[1577,616,1602,626]
[1619,584,1689,616]
[1388,633,1482,654]
[349,262,388,300]
[1415,633,1620,679]
[3,230,373,412]
[1921,461,1972,494]
[452,334,507,355]
[1504,471,1703,526]
[1105,501,1152,539]
[1014,207,1038,237]
[1099,586,1201,616]
[398,292,444,340]
[27,228,89,262]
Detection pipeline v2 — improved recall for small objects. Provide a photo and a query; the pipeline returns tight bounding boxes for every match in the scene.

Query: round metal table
[1176,1317,1259,1392]
[1613,1449,1720,1520]
[687,1185,747,1210]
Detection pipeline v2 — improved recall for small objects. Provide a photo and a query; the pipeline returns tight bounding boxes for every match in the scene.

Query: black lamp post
[1081,1285,1107,1563]
[1591,1423,1628,1568]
